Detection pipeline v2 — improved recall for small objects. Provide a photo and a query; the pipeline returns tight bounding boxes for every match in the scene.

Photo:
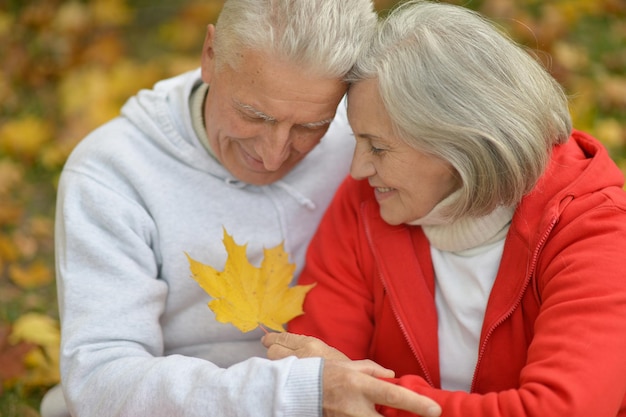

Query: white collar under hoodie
[52,69,354,417]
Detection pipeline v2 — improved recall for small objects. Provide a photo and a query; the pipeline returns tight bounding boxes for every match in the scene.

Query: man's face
[200,26,347,185]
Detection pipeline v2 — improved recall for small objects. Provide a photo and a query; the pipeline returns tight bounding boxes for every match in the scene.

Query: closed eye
[234,100,276,123]
[355,133,388,156]
[240,111,274,124]
[299,118,333,130]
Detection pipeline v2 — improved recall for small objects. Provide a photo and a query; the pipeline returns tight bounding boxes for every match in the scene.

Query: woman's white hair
[213,0,377,80]
[351,0,573,219]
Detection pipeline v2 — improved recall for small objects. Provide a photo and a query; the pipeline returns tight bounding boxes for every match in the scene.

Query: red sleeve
[381,201,626,417]
[288,176,375,359]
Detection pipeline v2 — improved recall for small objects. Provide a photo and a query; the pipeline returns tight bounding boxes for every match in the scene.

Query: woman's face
[347,79,460,225]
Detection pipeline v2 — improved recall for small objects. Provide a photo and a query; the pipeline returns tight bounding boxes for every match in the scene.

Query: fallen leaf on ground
[0,323,35,387]
[9,260,54,289]
[8,313,61,387]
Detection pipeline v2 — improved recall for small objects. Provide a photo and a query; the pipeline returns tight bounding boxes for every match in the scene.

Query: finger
[365,378,441,417]
[322,365,383,417]
[266,342,297,360]
[261,332,277,348]
[261,332,304,349]
[349,359,395,379]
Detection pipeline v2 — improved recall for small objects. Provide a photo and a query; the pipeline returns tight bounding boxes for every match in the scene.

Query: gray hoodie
[53,69,354,417]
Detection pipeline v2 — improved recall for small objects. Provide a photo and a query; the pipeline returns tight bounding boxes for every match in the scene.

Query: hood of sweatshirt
[120,69,231,179]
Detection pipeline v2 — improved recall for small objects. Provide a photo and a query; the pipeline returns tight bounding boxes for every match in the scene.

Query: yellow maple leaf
[186,228,315,333]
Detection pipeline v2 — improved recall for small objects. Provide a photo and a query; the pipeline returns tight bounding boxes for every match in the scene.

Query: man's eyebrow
[300,118,334,129]
[234,99,333,128]
[234,99,276,122]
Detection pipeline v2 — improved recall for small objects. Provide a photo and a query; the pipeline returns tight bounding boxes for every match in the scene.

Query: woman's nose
[350,147,375,180]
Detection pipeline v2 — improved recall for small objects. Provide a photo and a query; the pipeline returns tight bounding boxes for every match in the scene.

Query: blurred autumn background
[0,0,625,415]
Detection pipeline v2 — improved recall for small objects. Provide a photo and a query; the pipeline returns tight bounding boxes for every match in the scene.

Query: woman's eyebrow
[356,132,382,140]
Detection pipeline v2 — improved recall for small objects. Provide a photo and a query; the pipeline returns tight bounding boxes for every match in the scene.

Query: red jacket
[290,130,626,417]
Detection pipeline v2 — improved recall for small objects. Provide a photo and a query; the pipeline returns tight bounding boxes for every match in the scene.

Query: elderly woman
[263,1,626,416]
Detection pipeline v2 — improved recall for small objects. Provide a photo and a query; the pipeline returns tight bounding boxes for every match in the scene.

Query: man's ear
[200,24,216,84]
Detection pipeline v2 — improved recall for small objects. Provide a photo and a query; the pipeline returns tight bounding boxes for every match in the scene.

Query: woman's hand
[262,332,351,362]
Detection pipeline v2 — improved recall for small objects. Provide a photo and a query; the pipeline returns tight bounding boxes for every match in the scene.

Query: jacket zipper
[378,270,436,387]
[363,216,435,387]
[469,216,559,392]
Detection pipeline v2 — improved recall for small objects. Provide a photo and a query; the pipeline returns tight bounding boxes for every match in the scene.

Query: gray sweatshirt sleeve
[55,169,323,417]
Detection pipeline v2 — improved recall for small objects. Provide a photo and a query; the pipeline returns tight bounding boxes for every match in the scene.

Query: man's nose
[260,124,291,171]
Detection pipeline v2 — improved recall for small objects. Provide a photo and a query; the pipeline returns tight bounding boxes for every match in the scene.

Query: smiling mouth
[376,187,395,193]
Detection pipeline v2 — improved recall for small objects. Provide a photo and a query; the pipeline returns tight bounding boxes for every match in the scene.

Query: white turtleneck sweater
[411,194,515,391]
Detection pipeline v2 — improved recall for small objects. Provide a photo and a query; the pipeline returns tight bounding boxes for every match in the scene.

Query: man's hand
[262,333,442,417]
[323,360,441,417]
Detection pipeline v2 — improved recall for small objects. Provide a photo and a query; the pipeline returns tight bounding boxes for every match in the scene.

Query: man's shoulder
[65,117,145,167]
[64,70,204,173]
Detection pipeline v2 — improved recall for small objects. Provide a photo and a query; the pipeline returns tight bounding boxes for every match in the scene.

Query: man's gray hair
[214,0,378,79]
[350,0,573,220]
